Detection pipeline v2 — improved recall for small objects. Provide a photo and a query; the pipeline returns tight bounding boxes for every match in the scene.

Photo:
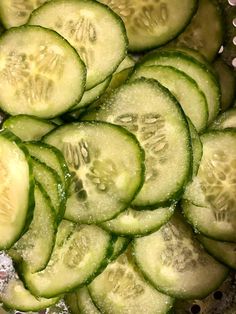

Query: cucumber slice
[50,117,64,126]
[187,118,202,176]
[133,213,228,299]
[0,130,34,250]
[31,157,66,221]
[213,58,236,111]
[98,0,197,52]
[23,220,112,298]
[28,0,128,90]
[67,287,101,314]
[82,78,192,209]
[160,47,210,66]
[110,237,130,261]
[131,65,208,132]
[0,0,49,28]
[88,249,174,314]
[115,55,135,74]
[182,130,236,242]
[44,122,144,224]
[198,235,236,270]
[0,277,59,312]
[210,108,236,130]
[9,182,57,273]
[168,0,224,61]
[25,142,70,192]
[3,115,56,141]
[0,25,86,118]
[139,50,220,124]
[65,293,81,314]
[101,205,175,237]
[70,76,112,113]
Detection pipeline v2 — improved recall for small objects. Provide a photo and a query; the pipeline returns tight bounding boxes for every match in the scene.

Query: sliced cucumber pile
[0,1,235,313]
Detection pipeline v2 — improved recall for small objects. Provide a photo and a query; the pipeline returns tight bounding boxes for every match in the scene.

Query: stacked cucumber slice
[0,0,235,313]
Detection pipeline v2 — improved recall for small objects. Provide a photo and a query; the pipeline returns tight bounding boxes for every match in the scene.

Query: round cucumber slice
[0,277,59,311]
[67,287,101,314]
[0,25,86,118]
[88,249,174,314]
[44,122,144,224]
[101,205,175,237]
[0,130,34,250]
[198,235,236,270]
[139,50,220,124]
[213,58,236,111]
[29,0,128,90]
[131,65,208,132]
[82,78,192,209]
[10,182,57,274]
[187,118,202,176]
[182,130,236,242]
[210,108,236,131]
[168,0,224,61]
[133,213,228,299]
[25,142,71,192]
[98,0,197,52]
[110,237,130,261]
[0,0,49,28]
[3,115,56,141]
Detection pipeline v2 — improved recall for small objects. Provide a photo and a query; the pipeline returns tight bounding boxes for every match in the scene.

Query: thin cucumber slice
[187,118,202,176]
[25,142,70,191]
[115,55,135,74]
[31,157,66,221]
[65,293,81,314]
[198,235,236,270]
[159,47,210,66]
[131,65,208,132]
[70,76,112,113]
[101,205,175,237]
[44,122,144,224]
[89,249,173,314]
[213,58,236,111]
[182,130,236,242]
[50,117,64,126]
[9,182,57,273]
[182,200,236,243]
[0,22,5,35]
[110,237,130,261]
[3,115,56,141]
[29,0,128,90]
[23,220,112,298]
[0,25,86,118]
[133,213,228,299]
[139,50,220,124]
[68,287,101,314]
[0,0,49,28]
[0,130,34,250]
[0,277,59,312]
[82,78,192,209]
[98,0,197,52]
[210,108,236,130]
[168,0,224,61]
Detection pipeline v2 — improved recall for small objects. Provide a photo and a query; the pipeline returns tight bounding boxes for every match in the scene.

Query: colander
[0,0,235,313]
